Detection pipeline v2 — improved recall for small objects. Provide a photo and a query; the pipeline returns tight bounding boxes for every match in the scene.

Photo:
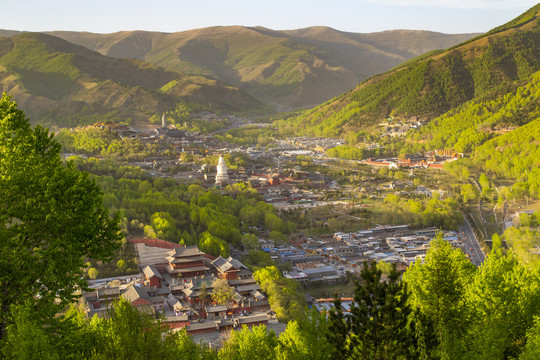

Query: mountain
[284,4,540,136]
[32,27,477,109]
[0,32,264,127]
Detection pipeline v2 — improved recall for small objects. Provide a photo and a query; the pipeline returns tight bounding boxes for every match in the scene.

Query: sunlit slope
[283,4,539,136]
[45,26,476,108]
[0,32,264,127]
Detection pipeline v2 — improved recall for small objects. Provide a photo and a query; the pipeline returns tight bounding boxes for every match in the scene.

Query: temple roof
[167,245,205,258]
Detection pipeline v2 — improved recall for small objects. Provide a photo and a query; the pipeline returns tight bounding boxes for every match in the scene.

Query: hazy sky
[2,0,537,34]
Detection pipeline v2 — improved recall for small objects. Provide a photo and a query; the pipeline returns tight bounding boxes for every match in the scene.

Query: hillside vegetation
[0,33,264,127]
[40,27,476,108]
[283,4,540,136]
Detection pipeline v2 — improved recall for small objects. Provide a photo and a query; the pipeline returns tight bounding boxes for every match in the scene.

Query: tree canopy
[0,93,122,338]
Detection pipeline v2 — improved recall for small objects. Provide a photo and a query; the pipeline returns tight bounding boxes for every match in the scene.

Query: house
[164,313,190,329]
[185,321,219,335]
[206,305,227,320]
[122,285,165,313]
[166,245,210,279]
[236,283,261,296]
[211,256,252,280]
[142,264,163,288]
[82,287,121,318]
[233,314,269,328]
[182,275,216,303]
[303,266,340,282]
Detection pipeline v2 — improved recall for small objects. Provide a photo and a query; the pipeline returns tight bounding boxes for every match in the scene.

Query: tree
[88,267,100,280]
[211,279,235,305]
[254,266,306,322]
[219,325,277,360]
[520,317,540,360]
[328,261,413,359]
[199,283,211,304]
[0,94,122,339]
[241,233,260,250]
[403,236,476,359]
[199,231,230,258]
[465,251,540,359]
[277,310,333,360]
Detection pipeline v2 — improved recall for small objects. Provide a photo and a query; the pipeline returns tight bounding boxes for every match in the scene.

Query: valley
[1,3,539,359]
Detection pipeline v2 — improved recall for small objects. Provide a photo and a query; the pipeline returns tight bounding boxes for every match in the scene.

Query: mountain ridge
[0,32,264,127]
[281,4,540,136]
[0,26,477,109]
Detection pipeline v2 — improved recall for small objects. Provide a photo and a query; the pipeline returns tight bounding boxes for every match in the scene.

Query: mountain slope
[0,32,264,127]
[284,4,540,136]
[41,27,477,109]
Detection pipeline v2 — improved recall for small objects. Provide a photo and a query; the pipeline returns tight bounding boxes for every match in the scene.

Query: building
[122,285,165,313]
[215,156,230,185]
[142,264,163,288]
[166,245,210,279]
[82,287,121,318]
[211,256,252,280]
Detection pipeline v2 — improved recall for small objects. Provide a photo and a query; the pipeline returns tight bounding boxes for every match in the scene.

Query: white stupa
[161,114,167,128]
[215,156,230,185]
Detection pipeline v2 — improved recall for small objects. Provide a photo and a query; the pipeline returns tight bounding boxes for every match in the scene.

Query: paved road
[459,214,485,266]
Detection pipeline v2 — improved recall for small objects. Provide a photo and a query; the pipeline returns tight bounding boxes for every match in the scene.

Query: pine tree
[327,261,413,359]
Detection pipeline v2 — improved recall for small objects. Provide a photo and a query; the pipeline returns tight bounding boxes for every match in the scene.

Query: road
[459,214,485,266]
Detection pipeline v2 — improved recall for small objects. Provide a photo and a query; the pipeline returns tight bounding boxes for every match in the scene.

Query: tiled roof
[168,245,205,258]
[142,264,163,279]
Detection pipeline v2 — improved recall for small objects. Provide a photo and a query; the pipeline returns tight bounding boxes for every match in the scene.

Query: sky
[1,0,538,34]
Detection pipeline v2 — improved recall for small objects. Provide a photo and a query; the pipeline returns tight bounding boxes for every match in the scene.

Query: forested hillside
[282,4,540,136]
[408,70,540,153]
[0,33,264,127]
[38,27,477,108]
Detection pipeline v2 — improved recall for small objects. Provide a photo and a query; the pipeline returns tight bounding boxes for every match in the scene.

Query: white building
[215,156,230,185]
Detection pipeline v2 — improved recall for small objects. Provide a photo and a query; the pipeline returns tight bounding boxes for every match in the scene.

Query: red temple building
[166,245,210,279]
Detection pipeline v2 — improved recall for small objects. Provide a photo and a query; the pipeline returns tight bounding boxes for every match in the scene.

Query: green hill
[0,32,264,127]
[42,27,476,109]
[283,4,540,136]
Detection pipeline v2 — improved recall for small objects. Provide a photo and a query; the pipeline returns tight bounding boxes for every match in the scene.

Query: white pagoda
[215,156,230,185]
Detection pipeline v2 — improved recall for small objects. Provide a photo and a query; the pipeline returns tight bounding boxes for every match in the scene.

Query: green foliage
[149,211,178,241]
[211,278,235,304]
[280,11,539,137]
[0,94,122,339]
[276,311,333,360]
[241,233,260,250]
[521,317,540,360]
[215,125,275,147]
[2,303,60,360]
[328,262,414,359]
[466,251,540,359]
[198,231,230,257]
[413,70,540,154]
[254,266,306,322]
[502,214,540,266]
[382,195,461,229]
[219,325,278,360]
[56,128,166,161]
[74,170,287,254]
[404,236,476,358]
[326,145,365,160]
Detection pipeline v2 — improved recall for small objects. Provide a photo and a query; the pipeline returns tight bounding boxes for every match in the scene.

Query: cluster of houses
[278,226,467,285]
[362,151,464,170]
[379,116,427,137]
[329,226,464,266]
[82,241,273,340]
